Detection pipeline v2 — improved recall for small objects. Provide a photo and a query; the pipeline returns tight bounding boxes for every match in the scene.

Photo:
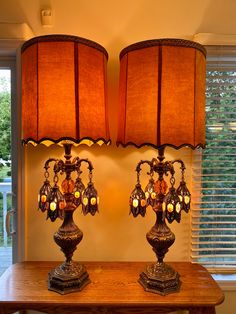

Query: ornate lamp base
[139,215,181,295]
[139,262,180,295]
[48,261,90,294]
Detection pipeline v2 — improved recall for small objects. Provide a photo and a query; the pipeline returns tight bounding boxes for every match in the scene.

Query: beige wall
[1,0,236,313]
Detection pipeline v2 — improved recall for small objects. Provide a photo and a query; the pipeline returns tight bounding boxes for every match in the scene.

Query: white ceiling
[1,0,236,59]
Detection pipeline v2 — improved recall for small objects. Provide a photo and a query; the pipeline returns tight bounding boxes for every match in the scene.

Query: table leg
[0,310,27,314]
[189,307,216,314]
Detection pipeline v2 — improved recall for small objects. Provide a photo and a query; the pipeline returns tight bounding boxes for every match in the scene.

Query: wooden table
[0,261,224,314]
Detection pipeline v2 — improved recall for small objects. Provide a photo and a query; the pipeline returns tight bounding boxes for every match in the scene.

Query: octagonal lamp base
[48,262,90,294]
[139,262,181,295]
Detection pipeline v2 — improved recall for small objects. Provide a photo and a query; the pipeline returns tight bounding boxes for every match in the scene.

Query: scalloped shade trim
[117,38,206,149]
[21,35,110,146]
[116,141,205,150]
[22,137,111,147]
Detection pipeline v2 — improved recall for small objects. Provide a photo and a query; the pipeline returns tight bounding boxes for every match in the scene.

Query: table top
[0,261,224,310]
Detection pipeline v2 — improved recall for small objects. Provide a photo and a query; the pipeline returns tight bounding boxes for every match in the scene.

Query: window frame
[0,47,25,263]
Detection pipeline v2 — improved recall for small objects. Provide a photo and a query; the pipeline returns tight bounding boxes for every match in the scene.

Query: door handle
[5,209,16,236]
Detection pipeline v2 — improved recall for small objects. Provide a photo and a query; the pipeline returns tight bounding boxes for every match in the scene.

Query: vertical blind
[191,46,236,272]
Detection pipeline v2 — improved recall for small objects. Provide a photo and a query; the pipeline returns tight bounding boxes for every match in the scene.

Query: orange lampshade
[117,39,206,149]
[21,35,110,146]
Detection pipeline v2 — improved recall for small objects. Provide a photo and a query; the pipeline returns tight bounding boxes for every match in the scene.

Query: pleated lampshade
[21,35,110,146]
[117,38,206,149]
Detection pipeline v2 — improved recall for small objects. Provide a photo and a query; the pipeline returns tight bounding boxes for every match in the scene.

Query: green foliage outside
[0,166,11,180]
[0,75,11,161]
[199,70,236,264]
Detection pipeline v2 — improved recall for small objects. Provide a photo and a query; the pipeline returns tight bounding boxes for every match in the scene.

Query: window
[191,46,236,273]
[0,52,23,270]
[0,67,12,275]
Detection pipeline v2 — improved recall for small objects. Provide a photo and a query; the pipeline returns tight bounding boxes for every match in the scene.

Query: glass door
[0,60,16,275]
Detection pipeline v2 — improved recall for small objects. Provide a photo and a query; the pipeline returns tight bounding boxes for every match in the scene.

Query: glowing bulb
[179,195,183,202]
[83,197,88,206]
[50,202,57,211]
[184,196,190,204]
[145,192,149,199]
[74,191,80,198]
[176,202,181,213]
[132,199,139,208]
[151,192,156,199]
[90,197,97,205]
[167,203,174,212]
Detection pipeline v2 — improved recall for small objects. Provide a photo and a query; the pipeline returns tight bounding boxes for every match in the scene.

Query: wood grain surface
[0,261,224,314]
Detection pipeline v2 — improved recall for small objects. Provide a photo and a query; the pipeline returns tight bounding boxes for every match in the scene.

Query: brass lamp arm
[44,158,58,171]
[171,159,186,171]
[136,160,152,174]
[71,156,80,164]
[75,158,94,173]
[135,160,152,184]
[171,160,186,183]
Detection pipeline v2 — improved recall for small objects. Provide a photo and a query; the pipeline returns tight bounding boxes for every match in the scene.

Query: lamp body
[47,147,92,294]
[118,39,206,295]
[134,149,185,295]
[40,144,99,294]
[21,35,110,294]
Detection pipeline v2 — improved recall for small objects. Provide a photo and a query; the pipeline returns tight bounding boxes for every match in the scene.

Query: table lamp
[21,35,110,294]
[117,39,206,295]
